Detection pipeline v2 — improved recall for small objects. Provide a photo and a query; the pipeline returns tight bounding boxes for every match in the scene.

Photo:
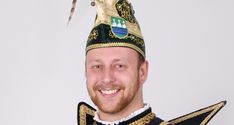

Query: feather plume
[67,0,77,25]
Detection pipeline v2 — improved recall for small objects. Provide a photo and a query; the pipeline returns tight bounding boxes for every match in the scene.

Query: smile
[100,89,118,95]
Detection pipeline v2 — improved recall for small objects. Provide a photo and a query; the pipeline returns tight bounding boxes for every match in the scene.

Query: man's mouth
[100,89,118,95]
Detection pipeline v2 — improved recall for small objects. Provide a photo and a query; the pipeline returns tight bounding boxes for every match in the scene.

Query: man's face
[85,47,147,114]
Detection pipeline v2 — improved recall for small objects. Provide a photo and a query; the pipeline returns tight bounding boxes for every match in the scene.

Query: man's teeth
[101,89,117,95]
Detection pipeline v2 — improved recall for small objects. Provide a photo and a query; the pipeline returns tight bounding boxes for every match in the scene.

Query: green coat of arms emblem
[111,16,128,38]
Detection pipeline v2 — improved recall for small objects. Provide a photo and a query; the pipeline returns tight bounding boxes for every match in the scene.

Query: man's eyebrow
[87,59,102,63]
[112,59,130,64]
[112,59,121,62]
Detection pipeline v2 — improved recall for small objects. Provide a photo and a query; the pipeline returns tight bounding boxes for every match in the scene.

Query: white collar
[93,104,150,125]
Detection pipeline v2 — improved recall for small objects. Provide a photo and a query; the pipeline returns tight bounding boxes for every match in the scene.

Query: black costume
[77,101,226,125]
[77,102,169,125]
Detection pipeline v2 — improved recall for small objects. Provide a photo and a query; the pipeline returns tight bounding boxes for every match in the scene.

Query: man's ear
[139,60,149,84]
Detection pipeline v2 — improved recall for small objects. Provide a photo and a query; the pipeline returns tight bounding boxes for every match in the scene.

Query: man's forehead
[87,47,138,55]
[86,47,139,61]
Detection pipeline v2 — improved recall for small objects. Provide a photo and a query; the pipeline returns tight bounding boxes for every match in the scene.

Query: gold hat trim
[86,42,145,58]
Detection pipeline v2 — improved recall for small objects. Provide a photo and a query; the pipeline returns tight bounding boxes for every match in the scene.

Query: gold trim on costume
[79,104,95,125]
[78,103,170,125]
[129,112,155,125]
[86,42,145,58]
[169,101,226,125]
[159,121,170,125]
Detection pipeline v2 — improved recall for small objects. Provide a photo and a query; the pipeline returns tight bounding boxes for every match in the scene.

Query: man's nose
[102,68,115,84]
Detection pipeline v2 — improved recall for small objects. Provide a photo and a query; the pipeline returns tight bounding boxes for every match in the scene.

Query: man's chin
[91,95,131,114]
[95,101,124,114]
[98,105,122,114]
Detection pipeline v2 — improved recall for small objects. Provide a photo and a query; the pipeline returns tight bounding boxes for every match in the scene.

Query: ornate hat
[81,0,146,58]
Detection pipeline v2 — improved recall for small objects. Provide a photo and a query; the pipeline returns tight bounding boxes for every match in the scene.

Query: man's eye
[92,65,101,69]
[116,64,125,69]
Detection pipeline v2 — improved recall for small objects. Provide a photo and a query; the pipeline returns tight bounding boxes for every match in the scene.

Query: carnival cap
[85,0,146,58]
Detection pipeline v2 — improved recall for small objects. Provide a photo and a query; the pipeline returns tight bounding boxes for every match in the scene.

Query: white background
[0,0,233,124]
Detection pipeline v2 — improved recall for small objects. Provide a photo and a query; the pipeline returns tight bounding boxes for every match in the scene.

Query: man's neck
[101,102,144,121]
[94,103,150,124]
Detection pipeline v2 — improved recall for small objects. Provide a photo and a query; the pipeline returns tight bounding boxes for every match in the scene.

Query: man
[85,46,160,124]
[69,0,226,124]
[80,0,164,124]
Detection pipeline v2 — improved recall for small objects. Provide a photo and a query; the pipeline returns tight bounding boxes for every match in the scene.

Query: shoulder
[77,102,96,125]
[149,117,172,125]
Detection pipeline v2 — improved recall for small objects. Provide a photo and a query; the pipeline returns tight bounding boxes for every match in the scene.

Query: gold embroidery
[159,121,170,125]
[79,104,95,125]
[92,0,143,40]
[92,121,97,125]
[116,1,135,23]
[86,42,145,58]
[126,34,145,47]
[169,101,226,125]
[108,31,145,47]
[94,18,143,39]
[78,103,169,125]
[129,113,155,125]
[94,0,119,25]
[88,29,99,43]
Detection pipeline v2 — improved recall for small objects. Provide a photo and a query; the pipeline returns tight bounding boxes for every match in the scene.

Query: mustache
[93,83,124,91]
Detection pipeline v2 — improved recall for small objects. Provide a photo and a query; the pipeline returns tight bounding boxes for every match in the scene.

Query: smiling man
[86,47,149,123]
[74,0,226,125]
[79,0,168,124]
